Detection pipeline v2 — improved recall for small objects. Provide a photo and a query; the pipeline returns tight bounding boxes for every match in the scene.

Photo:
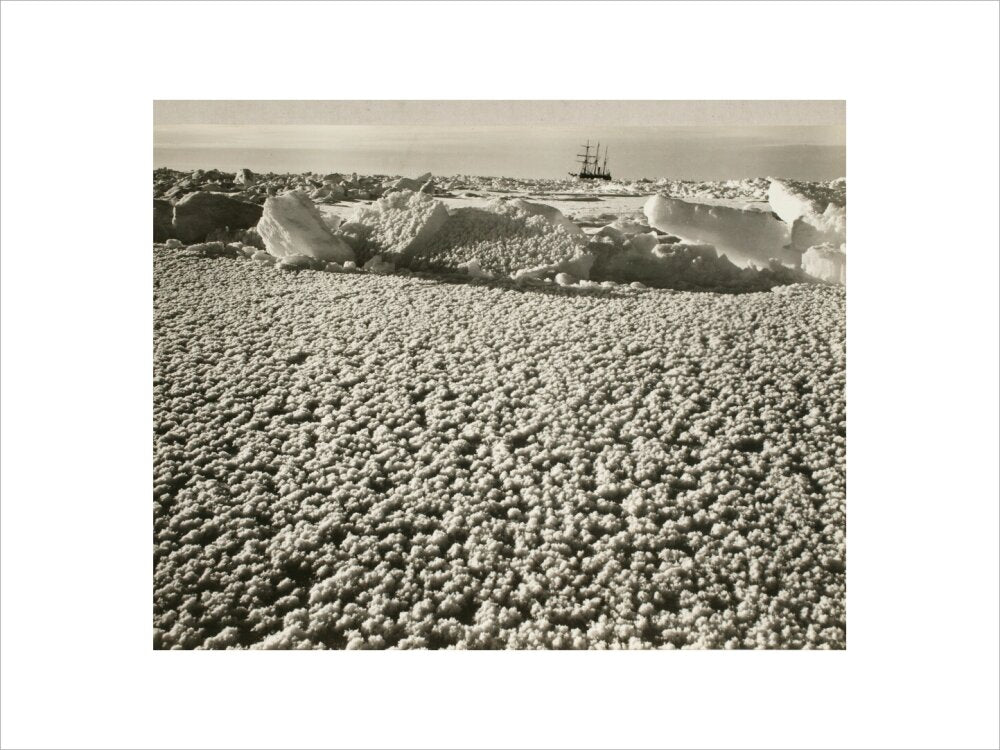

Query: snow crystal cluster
[409,200,590,277]
[347,189,451,263]
[154,248,846,650]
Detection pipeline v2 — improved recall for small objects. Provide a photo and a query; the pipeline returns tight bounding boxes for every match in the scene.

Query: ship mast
[577,140,592,176]
[572,139,611,179]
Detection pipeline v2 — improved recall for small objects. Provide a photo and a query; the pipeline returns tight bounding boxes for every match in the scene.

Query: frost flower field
[153,247,846,650]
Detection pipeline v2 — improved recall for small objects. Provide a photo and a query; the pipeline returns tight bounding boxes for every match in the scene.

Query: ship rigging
[570,139,612,180]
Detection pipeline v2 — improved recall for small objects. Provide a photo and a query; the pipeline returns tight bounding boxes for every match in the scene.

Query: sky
[154,101,846,181]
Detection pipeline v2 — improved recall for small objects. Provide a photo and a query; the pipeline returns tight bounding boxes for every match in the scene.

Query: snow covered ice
[507,198,585,236]
[768,178,846,250]
[153,168,847,649]
[170,191,263,245]
[386,171,435,194]
[802,244,846,284]
[348,189,450,263]
[256,190,355,264]
[643,194,797,267]
[409,200,590,278]
[234,167,255,186]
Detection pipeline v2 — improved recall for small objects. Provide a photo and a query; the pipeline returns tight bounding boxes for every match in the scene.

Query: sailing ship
[569,140,612,180]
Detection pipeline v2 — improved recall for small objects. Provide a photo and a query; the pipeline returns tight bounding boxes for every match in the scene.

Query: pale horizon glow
[154,123,846,181]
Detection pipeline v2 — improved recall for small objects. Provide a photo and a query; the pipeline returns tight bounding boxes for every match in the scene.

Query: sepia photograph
[3,1,998,747]
[153,100,847,650]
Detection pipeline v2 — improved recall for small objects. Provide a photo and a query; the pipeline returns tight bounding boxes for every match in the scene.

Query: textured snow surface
[591,241,757,292]
[507,199,585,236]
[659,177,773,203]
[257,191,355,264]
[348,190,451,263]
[409,201,589,277]
[644,194,797,267]
[154,249,846,650]
[588,235,812,293]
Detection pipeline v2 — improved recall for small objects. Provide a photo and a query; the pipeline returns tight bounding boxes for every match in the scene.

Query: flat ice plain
[153,171,846,649]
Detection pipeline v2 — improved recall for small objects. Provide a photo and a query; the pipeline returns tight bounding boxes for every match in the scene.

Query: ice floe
[256,190,355,264]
